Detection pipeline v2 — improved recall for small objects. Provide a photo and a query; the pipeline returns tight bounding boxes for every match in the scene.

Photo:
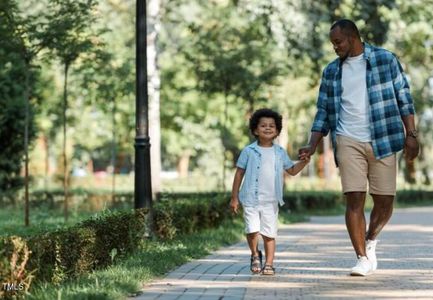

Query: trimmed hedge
[1,209,148,286]
[283,191,343,211]
[0,189,134,211]
[396,190,433,204]
[3,189,433,212]
[154,193,229,239]
[0,194,232,286]
[0,236,33,299]
[2,189,345,214]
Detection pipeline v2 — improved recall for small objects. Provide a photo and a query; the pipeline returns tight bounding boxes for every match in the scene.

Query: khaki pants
[336,135,397,196]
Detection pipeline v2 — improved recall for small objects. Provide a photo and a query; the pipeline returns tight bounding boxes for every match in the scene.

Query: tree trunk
[221,94,229,191]
[111,98,117,203]
[177,151,191,179]
[24,62,30,227]
[148,0,162,195]
[278,114,289,150]
[63,63,70,222]
[422,167,430,186]
[43,134,50,189]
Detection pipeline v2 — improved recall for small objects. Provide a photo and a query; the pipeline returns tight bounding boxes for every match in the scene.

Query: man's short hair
[331,19,360,39]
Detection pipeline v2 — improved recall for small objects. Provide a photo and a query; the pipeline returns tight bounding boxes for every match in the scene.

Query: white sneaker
[366,239,378,271]
[350,256,373,276]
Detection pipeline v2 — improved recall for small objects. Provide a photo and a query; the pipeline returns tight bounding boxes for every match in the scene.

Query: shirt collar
[248,140,277,152]
[338,42,372,66]
[362,42,372,61]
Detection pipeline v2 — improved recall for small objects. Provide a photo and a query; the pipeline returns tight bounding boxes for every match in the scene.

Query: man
[299,19,419,276]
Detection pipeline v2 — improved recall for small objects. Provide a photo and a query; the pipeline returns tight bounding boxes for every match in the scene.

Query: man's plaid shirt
[311,43,415,165]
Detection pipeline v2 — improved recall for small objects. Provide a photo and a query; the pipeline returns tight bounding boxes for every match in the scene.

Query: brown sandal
[250,250,263,274]
[261,264,275,275]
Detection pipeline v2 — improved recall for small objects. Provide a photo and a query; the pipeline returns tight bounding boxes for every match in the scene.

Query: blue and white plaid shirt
[311,43,415,165]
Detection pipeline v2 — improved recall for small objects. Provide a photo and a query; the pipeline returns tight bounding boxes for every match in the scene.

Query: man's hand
[404,136,419,161]
[298,145,315,161]
[230,197,240,214]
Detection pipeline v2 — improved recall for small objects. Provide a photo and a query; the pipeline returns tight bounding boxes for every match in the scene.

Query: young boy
[230,108,309,275]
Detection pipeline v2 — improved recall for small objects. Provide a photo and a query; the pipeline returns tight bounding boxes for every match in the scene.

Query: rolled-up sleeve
[236,148,249,169]
[311,70,330,135]
[390,55,415,116]
[283,152,295,170]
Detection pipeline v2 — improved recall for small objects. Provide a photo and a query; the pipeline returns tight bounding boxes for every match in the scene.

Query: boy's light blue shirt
[236,141,294,207]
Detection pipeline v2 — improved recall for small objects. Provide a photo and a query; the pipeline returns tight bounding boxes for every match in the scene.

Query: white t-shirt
[336,53,372,142]
[257,146,276,203]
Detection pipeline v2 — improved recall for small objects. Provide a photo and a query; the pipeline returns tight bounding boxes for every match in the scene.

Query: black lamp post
[135,0,152,212]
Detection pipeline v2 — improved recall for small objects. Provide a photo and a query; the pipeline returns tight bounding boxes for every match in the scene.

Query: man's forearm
[401,114,416,132]
[309,131,325,151]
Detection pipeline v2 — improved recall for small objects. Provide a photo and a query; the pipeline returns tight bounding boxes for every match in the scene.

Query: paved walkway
[134,207,433,300]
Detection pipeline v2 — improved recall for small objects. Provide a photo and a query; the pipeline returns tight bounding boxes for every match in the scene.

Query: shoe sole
[350,270,373,276]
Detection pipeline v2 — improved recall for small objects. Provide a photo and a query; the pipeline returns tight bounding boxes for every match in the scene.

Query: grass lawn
[0,207,96,237]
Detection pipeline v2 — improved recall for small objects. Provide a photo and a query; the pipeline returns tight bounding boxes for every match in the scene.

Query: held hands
[301,155,311,163]
[404,136,419,162]
[229,197,239,215]
[298,145,315,161]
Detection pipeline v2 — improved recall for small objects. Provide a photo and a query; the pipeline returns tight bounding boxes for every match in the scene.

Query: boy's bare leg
[246,232,260,256]
[247,232,261,272]
[262,235,275,266]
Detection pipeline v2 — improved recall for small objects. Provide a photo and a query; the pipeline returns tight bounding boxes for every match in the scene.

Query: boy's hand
[230,197,239,214]
[301,155,311,163]
[298,145,315,160]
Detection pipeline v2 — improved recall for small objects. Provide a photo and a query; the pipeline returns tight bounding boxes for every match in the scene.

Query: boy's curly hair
[249,108,283,137]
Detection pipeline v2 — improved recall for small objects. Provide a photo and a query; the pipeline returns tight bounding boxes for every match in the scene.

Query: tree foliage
[1,0,433,193]
[0,0,38,196]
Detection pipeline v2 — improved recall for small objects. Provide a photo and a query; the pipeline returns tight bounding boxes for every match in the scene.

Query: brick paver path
[134,207,433,299]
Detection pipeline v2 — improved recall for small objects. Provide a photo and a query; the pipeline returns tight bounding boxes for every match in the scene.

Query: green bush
[153,193,231,239]
[283,191,343,211]
[396,190,433,204]
[26,189,134,211]
[26,226,98,283]
[1,208,148,286]
[0,193,232,287]
[153,204,177,239]
[0,236,34,299]
[0,1,38,202]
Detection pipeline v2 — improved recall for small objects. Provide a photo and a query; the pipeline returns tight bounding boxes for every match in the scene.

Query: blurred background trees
[1,0,432,197]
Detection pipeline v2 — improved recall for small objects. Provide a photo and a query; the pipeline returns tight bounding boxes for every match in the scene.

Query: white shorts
[243,202,279,238]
